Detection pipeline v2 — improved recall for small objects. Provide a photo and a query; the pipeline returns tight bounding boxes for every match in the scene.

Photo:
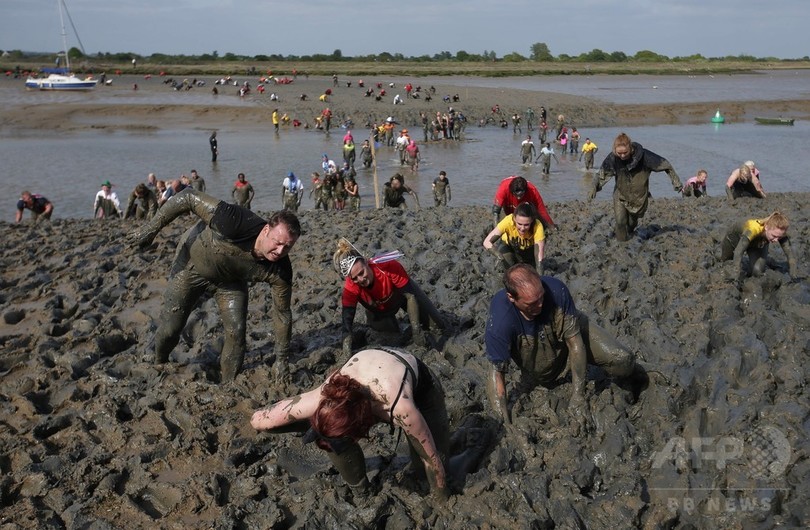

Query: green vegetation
[3,42,809,77]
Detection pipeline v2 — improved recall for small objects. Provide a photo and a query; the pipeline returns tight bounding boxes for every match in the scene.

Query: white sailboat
[25,0,98,91]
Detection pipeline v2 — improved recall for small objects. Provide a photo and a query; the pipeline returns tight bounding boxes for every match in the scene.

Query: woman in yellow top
[483,202,546,273]
[272,109,280,132]
[719,211,796,279]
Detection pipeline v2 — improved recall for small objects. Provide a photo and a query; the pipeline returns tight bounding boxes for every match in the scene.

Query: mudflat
[1,188,807,527]
[4,74,810,135]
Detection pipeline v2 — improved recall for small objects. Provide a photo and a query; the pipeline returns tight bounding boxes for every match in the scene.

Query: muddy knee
[751,257,767,277]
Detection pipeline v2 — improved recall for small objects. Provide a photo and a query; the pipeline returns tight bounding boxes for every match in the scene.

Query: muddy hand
[567,393,592,437]
[128,225,159,249]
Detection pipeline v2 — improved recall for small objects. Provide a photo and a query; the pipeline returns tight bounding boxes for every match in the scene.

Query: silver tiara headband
[339,255,360,278]
[338,238,363,278]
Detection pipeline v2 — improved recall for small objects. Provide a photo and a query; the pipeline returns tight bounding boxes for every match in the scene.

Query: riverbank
[8,59,810,77]
[0,192,807,527]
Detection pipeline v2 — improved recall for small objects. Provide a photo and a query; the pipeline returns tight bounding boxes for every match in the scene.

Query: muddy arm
[486,367,511,425]
[251,388,321,431]
[394,399,448,499]
[778,236,797,278]
[731,232,753,274]
[566,333,588,399]
[341,306,357,355]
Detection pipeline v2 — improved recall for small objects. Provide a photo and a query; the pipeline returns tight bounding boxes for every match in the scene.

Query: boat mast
[57,0,70,72]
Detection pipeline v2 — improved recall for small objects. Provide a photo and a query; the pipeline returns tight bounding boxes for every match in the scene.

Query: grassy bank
[7,59,810,78]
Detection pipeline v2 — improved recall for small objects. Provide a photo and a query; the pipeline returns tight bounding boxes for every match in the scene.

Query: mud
[0,192,808,528]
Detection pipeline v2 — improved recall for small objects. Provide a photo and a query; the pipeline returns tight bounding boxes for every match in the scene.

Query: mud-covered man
[16,191,53,223]
[432,171,451,207]
[485,264,647,431]
[124,183,159,220]
[232,172,255,210]
[383,173,420,209]
[130,189,300,382]
[589,132,682,241]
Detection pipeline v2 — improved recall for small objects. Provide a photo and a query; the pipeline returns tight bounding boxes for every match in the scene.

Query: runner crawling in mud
[589,132,682,241]
[485,264,648,434]
[129,189,300,382]
[719,211,797,280]
[333,238,445,355]
[251,347,449,499]
[492,176,555,230]
[251,347,490,501]
[483,202,546,273]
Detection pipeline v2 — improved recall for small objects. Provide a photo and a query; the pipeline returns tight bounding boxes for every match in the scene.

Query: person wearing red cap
[492,176,555,230]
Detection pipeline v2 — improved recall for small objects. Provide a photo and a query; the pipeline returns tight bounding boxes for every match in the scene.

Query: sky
[1,0,807,60]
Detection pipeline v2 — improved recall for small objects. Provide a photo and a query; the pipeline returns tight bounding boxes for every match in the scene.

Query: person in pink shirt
[682,169,709,198]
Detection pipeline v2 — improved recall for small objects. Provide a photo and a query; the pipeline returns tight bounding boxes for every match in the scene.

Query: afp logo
[651,425,791,480]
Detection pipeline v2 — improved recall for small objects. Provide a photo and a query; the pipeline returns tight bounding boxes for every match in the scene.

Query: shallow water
[2,72,808,220]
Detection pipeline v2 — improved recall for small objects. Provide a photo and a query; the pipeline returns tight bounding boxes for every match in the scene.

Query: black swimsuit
[380,348,433,424]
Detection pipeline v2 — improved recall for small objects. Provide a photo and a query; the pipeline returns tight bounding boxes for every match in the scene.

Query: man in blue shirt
[485,264,647,430]
[16,191,53,223]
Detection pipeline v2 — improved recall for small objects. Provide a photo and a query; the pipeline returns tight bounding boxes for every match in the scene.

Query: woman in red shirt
[333,239,445,354]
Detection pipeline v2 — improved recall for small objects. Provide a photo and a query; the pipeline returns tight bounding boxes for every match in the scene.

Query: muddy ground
[0,190,808,529]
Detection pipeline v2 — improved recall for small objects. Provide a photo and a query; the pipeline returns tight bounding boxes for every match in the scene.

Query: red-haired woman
[250,348,450,500]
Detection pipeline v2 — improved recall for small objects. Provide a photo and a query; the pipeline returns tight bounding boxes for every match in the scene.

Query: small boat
[25,0,97,91]
[711,110,725,124]
[754,117,795,126]
[25,68,98,91]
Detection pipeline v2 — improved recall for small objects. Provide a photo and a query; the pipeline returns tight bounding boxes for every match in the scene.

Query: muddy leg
[326,442,368,489]
[155,269,209,363]
[215,282,249,382]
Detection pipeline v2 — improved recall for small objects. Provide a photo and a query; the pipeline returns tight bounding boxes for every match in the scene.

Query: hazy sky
[2,0,807,59]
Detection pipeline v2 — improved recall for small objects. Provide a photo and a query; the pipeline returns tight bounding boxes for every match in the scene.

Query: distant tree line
[2,42,806,64]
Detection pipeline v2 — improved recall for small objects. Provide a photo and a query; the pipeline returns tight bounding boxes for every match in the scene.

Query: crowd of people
[13,93,800,504]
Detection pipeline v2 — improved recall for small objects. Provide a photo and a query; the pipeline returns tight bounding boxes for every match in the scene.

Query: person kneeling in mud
[334,238,444,355]
[250,348,447,498]
[719,211,797,280]
[485,264,648,432]
[483,202,546,274]
[129,189,301,382]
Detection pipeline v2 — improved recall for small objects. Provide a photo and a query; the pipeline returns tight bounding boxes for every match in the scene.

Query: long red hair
[311,373,377,450]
